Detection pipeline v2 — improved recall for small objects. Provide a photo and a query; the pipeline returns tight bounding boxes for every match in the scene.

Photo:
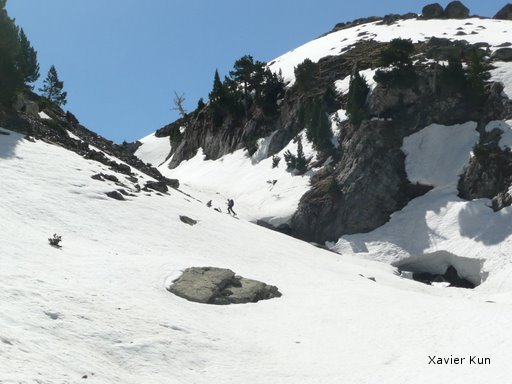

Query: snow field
[3,128,512,383]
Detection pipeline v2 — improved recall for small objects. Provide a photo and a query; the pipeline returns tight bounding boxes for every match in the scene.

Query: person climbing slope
[227,199,236,216]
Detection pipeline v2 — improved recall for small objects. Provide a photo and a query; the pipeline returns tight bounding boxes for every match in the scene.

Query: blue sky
[6,0,506,143]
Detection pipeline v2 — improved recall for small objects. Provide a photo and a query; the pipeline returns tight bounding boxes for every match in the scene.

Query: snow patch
[401,122,479,187]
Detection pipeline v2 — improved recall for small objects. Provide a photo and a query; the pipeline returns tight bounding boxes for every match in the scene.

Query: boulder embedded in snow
[444,1,470,19]
[494,4,512,20]
[179,215,197,226]
[144,180,168,193]
[491,47,512,61]
[168,267,282,305]
[106,190,125,201]
[422,3,444,19]
[161,177,180,189]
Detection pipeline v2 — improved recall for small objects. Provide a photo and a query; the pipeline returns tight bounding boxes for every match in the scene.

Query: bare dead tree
[171,91,187,118]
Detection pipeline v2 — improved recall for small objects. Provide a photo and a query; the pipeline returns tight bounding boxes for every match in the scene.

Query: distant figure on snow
[227,199,236,216]
[206,200,212,208]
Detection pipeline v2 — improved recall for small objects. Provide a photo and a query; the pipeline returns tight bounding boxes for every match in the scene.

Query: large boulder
[491,47,512,61]
[422,3,444,19]
[444,1,470,19]
[494,4,512,20]
[168,267,281,305]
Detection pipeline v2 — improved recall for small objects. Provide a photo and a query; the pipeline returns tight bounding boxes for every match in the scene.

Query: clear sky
[6,0,507,143]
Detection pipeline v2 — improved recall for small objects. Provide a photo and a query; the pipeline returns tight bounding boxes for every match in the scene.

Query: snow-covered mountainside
[5,3,512,383]
[3,126,512,383]
[136,8,512,237]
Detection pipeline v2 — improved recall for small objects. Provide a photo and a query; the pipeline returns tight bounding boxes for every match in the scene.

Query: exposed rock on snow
[494,4,512,20]
[444,1,470,19]
[422,3,444,19]
[168,267,282,305]
[106,190,125,201]
[491,47,512,61]
[179,215,198,226]
[144,180,168,193]
[458,152,512,211]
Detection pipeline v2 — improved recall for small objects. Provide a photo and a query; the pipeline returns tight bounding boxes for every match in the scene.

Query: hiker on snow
[227,199,236,216]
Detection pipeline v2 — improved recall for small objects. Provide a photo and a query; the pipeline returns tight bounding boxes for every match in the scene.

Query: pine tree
[17,28,39,87]
[347,70,370,126]
[208,69,224,104]
[466,50,490,107]
[304,99,333,152]
[295,136,308,174]
[0,0,23,106]
[39,65,67,106]
[229,55,255,98]
[380,38,414,68]
[438,56,466,96]
[294,59,318,91]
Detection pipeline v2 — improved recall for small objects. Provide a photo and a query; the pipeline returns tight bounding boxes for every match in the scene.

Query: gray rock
[145,180,168,193]
[422,3,444,19]
[444,1,470,19]
[458,151,512,211]
[491,48,512,61]
[179,215,197,226]
[168,267,281,305]
[25,101,39,116]
[493,191,512,211]
[106,190,125,201]
[494,4,512,20]
[161,177,180,189]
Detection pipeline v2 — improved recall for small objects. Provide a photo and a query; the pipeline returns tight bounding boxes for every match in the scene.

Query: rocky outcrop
[168,267,281,305]
[491,48,512,61]
[458,152,512,211]
[422,3,444,19]
[494,4,512,20]
[444,1,470,19]
[291,120,417,242]
[290,58,512,243]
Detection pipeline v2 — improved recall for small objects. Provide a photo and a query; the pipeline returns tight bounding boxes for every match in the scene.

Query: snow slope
[330,121,512,296]
[269,17,512,83]
[3,128,512,383]
[138,130,318,226]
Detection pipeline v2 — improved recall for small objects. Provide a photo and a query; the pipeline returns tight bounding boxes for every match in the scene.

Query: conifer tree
[294,59,318,91]
[39,65,67,106]
[17,28,39,87]
[466,50,490,106]
[209,70,224,104]
[0,0,23,106]
[347,70,370,126]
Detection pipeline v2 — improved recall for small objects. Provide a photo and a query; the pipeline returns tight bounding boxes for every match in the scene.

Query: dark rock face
[444,1,470,19]
[494,4,512,20]
[291,120,413,242]
[168,267,282,305]
[458,152,512,211]
[491,47,512,61]
[422,3,444,19]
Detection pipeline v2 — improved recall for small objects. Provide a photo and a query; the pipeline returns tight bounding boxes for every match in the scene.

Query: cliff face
[144,12,512,244]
